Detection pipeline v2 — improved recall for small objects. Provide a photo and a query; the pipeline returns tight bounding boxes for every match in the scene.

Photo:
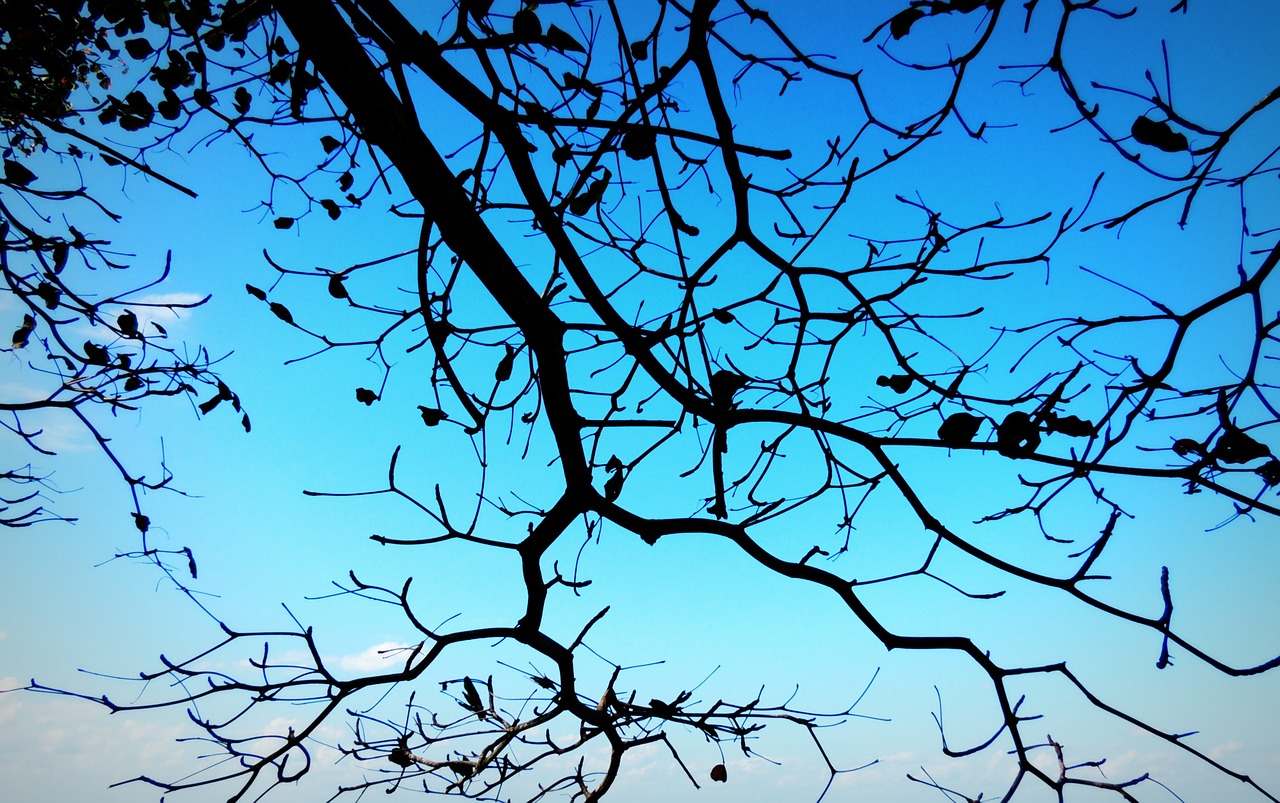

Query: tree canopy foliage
[3,0,1279,801]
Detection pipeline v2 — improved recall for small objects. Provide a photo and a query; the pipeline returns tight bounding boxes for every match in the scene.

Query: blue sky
[3,1,1280,801]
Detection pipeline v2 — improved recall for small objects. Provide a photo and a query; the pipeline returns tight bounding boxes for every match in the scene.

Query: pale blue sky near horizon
[3,1,1280,801]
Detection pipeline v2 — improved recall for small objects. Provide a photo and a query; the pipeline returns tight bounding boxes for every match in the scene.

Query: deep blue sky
[2,2,1279,801]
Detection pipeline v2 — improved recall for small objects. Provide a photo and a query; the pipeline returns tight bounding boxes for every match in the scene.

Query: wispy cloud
[123,292,210,335]
[337,641,415,673]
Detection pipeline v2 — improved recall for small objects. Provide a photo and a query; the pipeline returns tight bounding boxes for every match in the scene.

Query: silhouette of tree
[7,1,1280,801]
[1,0,235,543]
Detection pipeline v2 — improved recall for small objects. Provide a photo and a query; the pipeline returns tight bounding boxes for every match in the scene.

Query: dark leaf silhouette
[711,370,749,408]
[327,273,349,299]
[35,282,60,309]
[158,91,181,120]
[241,413,252,433]
[621,128,657,160]
[997,411,1041,458]
[543,24,585,53]
[1131,116,1189,153]
[84,341,109,365]
[568,171,610,216]
[1045,413,1094,437]
[320,135,341,153]
[462,0,493,23]
[321,199,340,220]
[1212,428,1270,464]
[604,469,624,502]
[234,86,252,115]
[938,412,983,446]
[4,159,37,186]
[710,763,728,783]
[495,343,516,382]
[270,302,295,324]
[461,677,485,714]
[117,310,139,337]
[1173,438,1203,457]
[246,284,267,300]
[418,406,445,426]
[355,387,378,406]
[124,38,154,59]
[388,746,414,768]
[132,512,149,533]
[274,216,295,230]
[877,374,913,394]
[513,8,541,41]
[199,395,222,415]
[890,8,926,39]
[11,315,35,349]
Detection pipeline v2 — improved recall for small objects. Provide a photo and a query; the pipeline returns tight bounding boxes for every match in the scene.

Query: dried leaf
[604,470,624,502]
[36,282,61,309]
[876,374,912,394]
[542,24,585,53]
[1131,116,1188,153]
[621,127,657,160]
[462,677,485,713]
[890,8,926,39]
[938,412,982,446]
[269,302,294,324]
[84,341,109,365]
[11,315,35,348]
[1045,413,1095,438]
[1213,428,1270,464]
[4,159,37,186]
[997,411,1041,458]
[125,38,154,59]
[495,343,516,382]
[513,8,542,40]
[418,406,446,426]
[117,310,139,337]
[328,273,349,299]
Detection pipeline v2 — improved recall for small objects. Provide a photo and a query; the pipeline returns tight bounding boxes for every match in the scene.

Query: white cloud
[123,292,210,335]
[336,642,414,673]
[0,682,367,802]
